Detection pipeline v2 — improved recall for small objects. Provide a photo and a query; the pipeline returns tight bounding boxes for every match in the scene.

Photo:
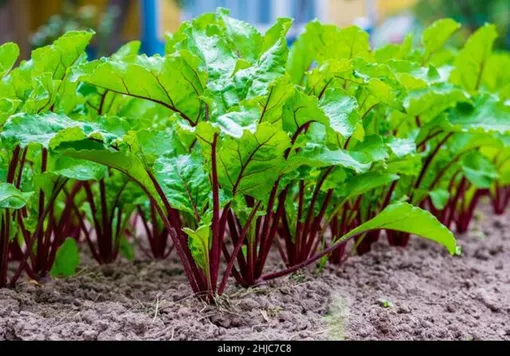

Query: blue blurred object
[85,46,97,59]
[140,0,165,55]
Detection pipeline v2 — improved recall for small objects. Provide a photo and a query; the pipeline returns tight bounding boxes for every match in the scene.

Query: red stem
[210,133,221,292]
[218,201,261,295]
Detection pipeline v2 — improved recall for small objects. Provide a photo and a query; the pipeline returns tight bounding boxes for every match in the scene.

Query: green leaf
[0,112,118,149]
[154,153,210,219]
[287,23,371,85]
[215,100,260,138]
[351,135,389,162]
[306,59,353,97]
[59,143,161,210]
[31,30,94,79]
[422,19,461,64]
[483,52,510,100]
[0,42,19,77]
[0,183,33,209]
[261,18,293,53]
[375,34,413,62]
[166,13,236,86]
[112,40,141,60]
[0,98,21,126]
[50,238,80,277]
[386,137,416,158]
[119,236,135,261]
[319,88,360,139]
[342,172,399,201]
[52,156,106,181]
[386,154,422,177]
[182,225,211,274]
[393,83,466,128]
[449,95,510,134]
[332,25,372,61]
[340,202,457,255]
[288,146,371,174]
[72,53,205,124]
[429,189,450,210]
[387,60,442,89]
[286,21,323,84]
[218,8,263,62]
[235,36,288,100]
[283,90,329,134]
[366,78,405,112]
[450,24,498,92]
[217,123,290,200]
[125,127,188,163]
[461,151,498,188]
[214,76,293,137]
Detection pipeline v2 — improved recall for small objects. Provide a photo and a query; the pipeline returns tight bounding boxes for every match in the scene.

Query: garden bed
[1,204,508,341]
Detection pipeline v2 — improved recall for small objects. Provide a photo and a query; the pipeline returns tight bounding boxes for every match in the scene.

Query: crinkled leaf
[218,8,262,62]
[1,112,122,149]
[236,37,288,99]
[287,146,371,174]
[386,137,416,158]
[283,90,329,134]
[72,53,205,124]
[449,95,510,134]
[217,123,290,200]
[154,153,210,219]
[319,88,360,139]
[1,113,86,149]
[483,53,510,100]
[52,156,106,181]
[112,40,141,60]
[286,21,323,84]
[351,135,389,162]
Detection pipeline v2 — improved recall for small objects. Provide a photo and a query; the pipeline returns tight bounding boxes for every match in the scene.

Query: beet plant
[0,32,102,283]
[0,183,32,287]
[54,10,455,300]
[0,9,507,303]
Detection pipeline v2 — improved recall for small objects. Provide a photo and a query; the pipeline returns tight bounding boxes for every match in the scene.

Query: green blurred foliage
[415,0,510,49]
[30,0,120,56]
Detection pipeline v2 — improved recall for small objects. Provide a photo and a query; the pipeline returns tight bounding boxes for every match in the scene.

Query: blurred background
[1,0,509,60]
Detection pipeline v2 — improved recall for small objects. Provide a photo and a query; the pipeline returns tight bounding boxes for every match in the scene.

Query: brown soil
[0,204,508,340]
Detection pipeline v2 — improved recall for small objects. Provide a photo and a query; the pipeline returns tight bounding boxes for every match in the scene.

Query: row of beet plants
[0,9,508,301]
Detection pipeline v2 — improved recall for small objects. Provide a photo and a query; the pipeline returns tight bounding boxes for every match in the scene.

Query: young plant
[132,201,172,260]
[0,183,32,287]
[78,171,141,264]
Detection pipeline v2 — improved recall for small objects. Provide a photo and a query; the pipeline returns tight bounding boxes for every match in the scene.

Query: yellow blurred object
[326,0,417,26]
[159,0,181,38]
[375,0,417,19]
[328,0,366,27]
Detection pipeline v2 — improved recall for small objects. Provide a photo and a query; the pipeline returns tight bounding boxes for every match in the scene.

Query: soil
[0,203,508,341]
